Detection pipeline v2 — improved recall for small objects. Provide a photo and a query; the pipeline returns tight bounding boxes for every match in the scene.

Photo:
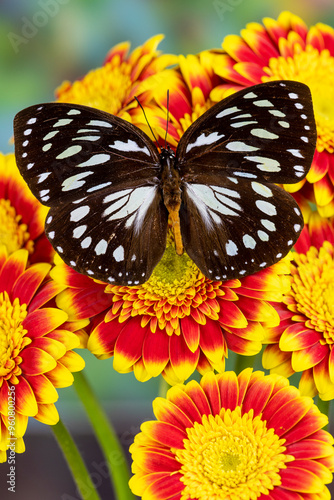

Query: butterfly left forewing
[179,175,303,280]
[177,80,316,185]
[14,102,161,207]
[14,102,168,285]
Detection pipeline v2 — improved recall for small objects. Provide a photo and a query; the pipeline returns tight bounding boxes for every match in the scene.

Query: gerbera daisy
[129,369,334,499]
[131,49,222,147]
[51,237,291,385]
[0,247,86,462]
[211,11,334,217]
[263,213,334,400]
[56,35,178,128]
[0,153,53,263]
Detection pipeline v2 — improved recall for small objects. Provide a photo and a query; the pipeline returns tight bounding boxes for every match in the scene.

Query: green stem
[158,375,170,398]
[52,419,101,500]
[73,371,135,500]
[234,353,257,374]
[317,398,330,429]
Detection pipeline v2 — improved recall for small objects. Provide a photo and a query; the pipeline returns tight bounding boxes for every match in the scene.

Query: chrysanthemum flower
[263,213,334,400]
[211,11,334,217]
[0,153,53,263]
[129,369,334,500]
[0,247,86,462]
[51,236,291,385]
[56,35,178,127]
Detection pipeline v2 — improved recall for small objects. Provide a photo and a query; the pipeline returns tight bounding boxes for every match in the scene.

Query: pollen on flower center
[142,236,204,299]
[174,407,289,500]
[0,292,29,378]
[288,242,334,341]
[264,46,334,153]
[0,199,33,255]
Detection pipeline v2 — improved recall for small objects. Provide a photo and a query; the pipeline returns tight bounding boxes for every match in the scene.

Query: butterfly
[13,80,316,286]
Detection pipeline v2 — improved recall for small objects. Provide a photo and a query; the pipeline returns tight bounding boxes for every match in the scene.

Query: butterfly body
[14,80,317,286]
[160,147,183,255]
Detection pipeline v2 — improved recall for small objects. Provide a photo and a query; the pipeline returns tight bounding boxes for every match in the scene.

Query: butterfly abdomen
[160,148,183,255]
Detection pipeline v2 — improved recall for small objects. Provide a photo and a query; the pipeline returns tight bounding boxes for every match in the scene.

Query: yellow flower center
[0,199,33,255]
[287,241,334,342]
[108,234,222,335]
[56,62,133,116]
[0,292,30,380]
[174,407,290,500]
[142,239,203,299]
[264,46,334,152]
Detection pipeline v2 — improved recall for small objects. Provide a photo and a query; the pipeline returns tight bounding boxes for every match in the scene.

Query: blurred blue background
[1,1,334,498]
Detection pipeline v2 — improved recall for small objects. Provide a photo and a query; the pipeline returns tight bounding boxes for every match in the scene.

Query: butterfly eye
[13,80,316,285]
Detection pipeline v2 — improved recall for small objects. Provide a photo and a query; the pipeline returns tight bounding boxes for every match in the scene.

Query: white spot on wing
[226,142,259,152]
[113,245,124,262]
[62,171,93,191]
[67,109,81,115]
[186,132,225,153]
[245,156,281,172]
[250,129,279,140]
[81,237,92,248]
[78,154,110,167]
[88,119,113,128]
[73,225,87,238]
[53,118,72,127]
[109,139,150,156]
[261,219,276,231]
[56,145,82,159]
[226,240,238,256]
[87,182,112,193]
[243,234,256,249]
[37,172,52,183]
[243,92,257,99]
[43,131,58,141]
[251,182,273,198]
[95,239,108,255]
[70,205,90,222]
[258,230,269,241]
[27,118,37,125]
[253,100,274,107]
[288,149,304,158]
[216,106,240,118]
[256,200,277,216]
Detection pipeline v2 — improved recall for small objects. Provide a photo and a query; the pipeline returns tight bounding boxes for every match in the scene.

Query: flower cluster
[3,11,334,498]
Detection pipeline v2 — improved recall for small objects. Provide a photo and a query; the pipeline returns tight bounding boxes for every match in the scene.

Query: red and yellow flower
[0,247,86,461]
[130,369,334,499]
[51,236,291,385]
[211,11,334,217]
[0,153,53,263]
[132,49,222,147]
[263,213,334,400]
[56,35,178,129]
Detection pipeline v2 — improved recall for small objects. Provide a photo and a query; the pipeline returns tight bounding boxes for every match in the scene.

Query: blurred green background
[1,1,334,498]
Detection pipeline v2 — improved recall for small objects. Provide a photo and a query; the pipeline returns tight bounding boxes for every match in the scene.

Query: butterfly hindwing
[46,184,168,285]
[14,102,161,206]
[177,80,316,185]
[180,175,303,280]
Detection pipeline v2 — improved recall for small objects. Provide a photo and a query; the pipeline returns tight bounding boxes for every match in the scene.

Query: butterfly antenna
[164,89,170,149]
[134,96,160,150]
